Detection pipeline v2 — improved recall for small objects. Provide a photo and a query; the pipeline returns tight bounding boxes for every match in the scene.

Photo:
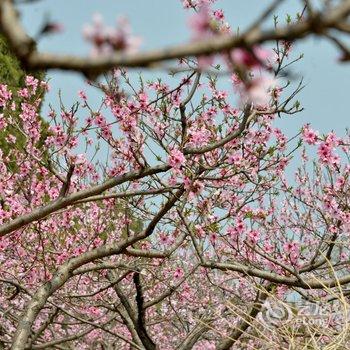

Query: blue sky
[17,0,349,137]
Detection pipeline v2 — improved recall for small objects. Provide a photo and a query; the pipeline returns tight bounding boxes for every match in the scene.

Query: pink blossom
[283,241,299,254]
[25,76,39,94]
[282,40,292,56]
[283,242,300,264]
[188,4,212,39]
[325,131,341,148]
[272,86,283,100]
[18,88,30,99]
[317,142,333,163]
[188,126,211,147]
[83,14,141,55]
[168,148,186,169]
[231,46,271,69]
[138,92,148,109]
[236,219,246,234]
[181,0,194,9]
[87,306,101,317]
[0,114,7,130]
[0,84,12,107]
[195,224,206,238]
[94,113,107,127]
[239,76,277,106]
[323,195,340,218]
[335,176,345,191]
[159,232,169,245]
[70,153,87,165]
[213,89,227,100]
[302,125,319,145]
[231,73,242,86]
[184,177,204,199]
[247,230,259,244]
[107,17,141,54]
[209,232,217,244]
[40,81,50,91]
[227,152,242,165]
[174,268,184,279]
[78,90,87,100]
[0,237,9,250]
[213,9,224,20]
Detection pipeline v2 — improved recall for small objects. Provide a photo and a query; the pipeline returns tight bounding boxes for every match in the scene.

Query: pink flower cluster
[317,132,341,166]
[302,124,319,145]
[168,148,186,170]
[234,75,277,107]
[231,47,271,69]
[187,1,229,40]
[0,84,12,107]
[83,13,141,56]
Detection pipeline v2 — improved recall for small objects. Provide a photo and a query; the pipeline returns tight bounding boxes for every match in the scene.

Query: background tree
[0,34,47,169]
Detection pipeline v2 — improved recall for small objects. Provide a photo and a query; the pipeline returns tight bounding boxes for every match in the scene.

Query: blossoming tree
[0,0,350,349]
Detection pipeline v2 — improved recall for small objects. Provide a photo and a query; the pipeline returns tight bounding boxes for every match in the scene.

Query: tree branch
[1,0,350,75]
[0,164,170,237]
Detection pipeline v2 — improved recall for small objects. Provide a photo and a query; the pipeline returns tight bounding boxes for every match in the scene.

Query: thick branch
[204,261,350,289]
[0,164,170,237]
[1,0,350,75]
[133,271,156,350]
[177,319,212,350]
[216,287,271,350]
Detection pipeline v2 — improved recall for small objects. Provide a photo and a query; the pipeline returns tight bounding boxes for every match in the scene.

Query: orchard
[0,0,350,349]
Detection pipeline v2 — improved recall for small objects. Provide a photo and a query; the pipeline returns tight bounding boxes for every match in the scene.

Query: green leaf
[268,147,275,156]
[245,211,253,219]
[99,231,108,241]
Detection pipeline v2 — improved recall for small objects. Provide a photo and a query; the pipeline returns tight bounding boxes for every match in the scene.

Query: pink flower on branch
[302,125,319,145]
[0,84,12,107]
[174,267,184,279]
[83,13,141,56]
[0,114,7,130]
[189,4,213,39]
[213,9,224,21]
[247,229,260,244]
[187,3,228,68]
[168,147,186,169]
[231,46,272,69]
[237,75,278,107]
[317,141,340,167]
